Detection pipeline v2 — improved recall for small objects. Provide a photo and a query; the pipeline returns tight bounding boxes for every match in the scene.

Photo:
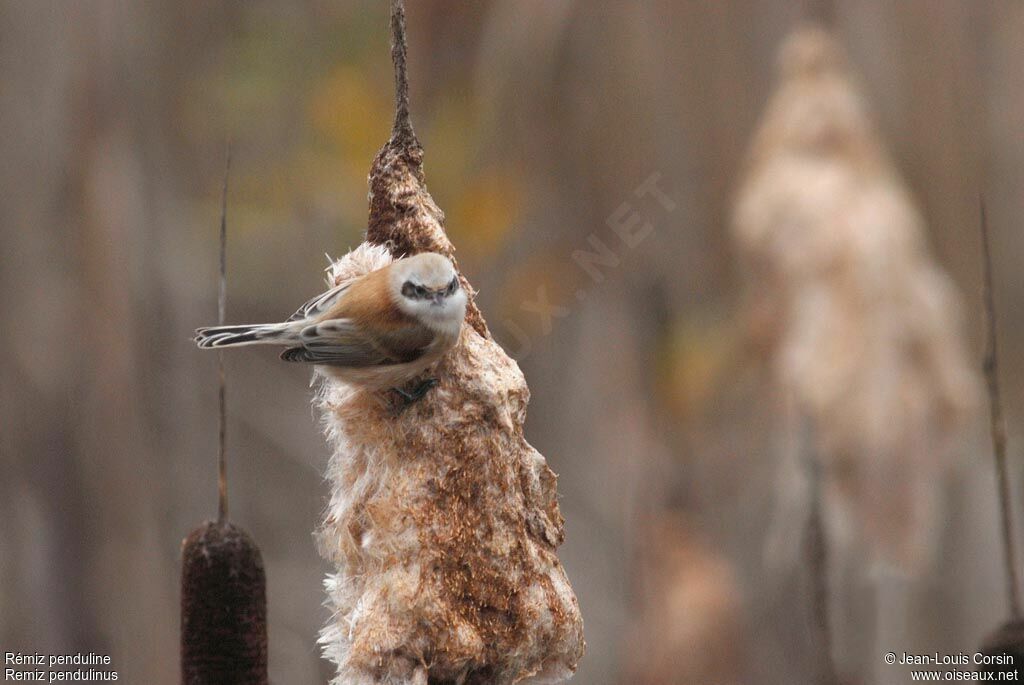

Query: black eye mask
[402,281,435,299]
[403,278,458,300]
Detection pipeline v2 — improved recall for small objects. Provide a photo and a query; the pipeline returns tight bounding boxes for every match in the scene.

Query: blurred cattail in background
[732,24,979,577]
[313,3,583,683]
[180,152,269,685]
[622,514,744,685]
[732,23,981,683]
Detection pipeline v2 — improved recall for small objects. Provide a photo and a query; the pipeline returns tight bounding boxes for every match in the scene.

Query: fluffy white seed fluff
[313,243,584,684]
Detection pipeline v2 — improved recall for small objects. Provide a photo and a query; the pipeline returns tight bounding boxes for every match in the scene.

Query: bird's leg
[391,378,439,410]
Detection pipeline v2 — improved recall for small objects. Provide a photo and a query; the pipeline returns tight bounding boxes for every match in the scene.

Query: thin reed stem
[980,198,1021,619]
[803,435,838,685]
[217,146,231,524]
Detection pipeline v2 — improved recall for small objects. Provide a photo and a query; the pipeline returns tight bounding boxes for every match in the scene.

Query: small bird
[195,252,466,401]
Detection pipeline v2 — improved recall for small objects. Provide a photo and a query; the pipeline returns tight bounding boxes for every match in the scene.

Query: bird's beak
[431,292,445,305]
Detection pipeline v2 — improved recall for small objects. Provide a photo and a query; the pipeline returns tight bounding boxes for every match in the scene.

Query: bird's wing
[286,282,352,322]
[373,323,437,362]
[281,319,434,367]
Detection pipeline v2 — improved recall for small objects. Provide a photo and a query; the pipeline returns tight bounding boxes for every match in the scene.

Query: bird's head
[391,252,467,333]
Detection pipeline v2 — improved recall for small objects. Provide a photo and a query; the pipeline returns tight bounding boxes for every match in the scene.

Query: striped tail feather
[194,322,299,349]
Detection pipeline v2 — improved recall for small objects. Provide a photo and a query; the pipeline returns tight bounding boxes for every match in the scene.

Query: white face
[391,253,467,333]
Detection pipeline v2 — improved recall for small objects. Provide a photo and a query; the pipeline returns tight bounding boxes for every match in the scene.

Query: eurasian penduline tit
[195,252,467,402]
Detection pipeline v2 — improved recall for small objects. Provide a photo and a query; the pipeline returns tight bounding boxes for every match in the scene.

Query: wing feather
[280,318,434,367]
[286,283,351,322]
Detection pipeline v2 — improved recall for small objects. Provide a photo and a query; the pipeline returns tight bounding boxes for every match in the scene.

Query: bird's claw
[391,378,439,412]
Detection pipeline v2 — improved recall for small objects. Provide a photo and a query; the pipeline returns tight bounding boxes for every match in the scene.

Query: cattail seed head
[733,25,978,574]
[181,520,268,685]
[315,6,582,682]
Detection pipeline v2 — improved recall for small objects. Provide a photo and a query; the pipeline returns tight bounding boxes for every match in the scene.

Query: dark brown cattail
[181,521,268,684]
[181,148,268,684]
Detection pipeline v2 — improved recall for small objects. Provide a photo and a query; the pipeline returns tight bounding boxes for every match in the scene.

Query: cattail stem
[803,429,838,685]
[980,198,1021,619]
[217,146,231,524]
[181,147,267,684]
[389,0,415,147]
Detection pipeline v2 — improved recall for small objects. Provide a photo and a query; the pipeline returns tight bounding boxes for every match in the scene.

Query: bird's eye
[401,281,417,298]
[447,277,459,295]
[415,285,428,297]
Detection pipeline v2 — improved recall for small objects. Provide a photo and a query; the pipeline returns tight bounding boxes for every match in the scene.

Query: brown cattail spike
[315,3,583,682]
[366,0,488,336]
[181,520,268,684]
[389,0,415,147]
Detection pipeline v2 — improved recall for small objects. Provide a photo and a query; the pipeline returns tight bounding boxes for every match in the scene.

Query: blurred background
[2,1,1023,683]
